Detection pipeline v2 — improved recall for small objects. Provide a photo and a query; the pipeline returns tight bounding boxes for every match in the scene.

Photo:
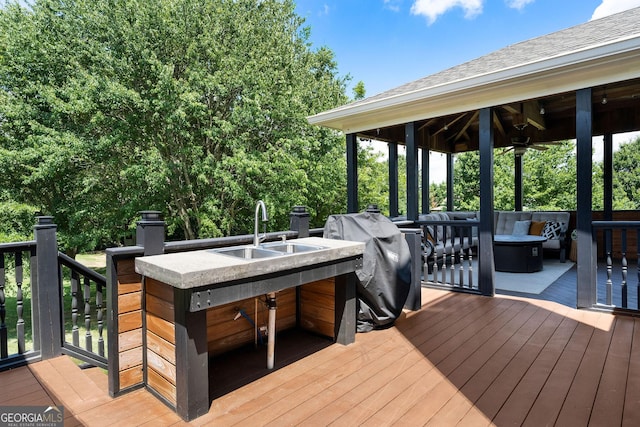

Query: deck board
[492,313,579,426]
[2,287,640,426]
[521,313,594,426]
[589,316,635,427]
[425,303,541,425]
[555,310,617,426]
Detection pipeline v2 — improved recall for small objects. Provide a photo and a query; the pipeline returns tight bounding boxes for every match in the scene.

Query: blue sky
[295,0,640,98]
[295,0,640,183]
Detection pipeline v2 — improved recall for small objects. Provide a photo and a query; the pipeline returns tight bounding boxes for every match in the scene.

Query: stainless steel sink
[210,242,325,259]
[210,246,283,259]
[261,242,326,254]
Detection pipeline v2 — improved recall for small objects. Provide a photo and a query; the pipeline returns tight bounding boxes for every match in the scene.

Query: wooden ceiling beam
[522,101,546,131]
[454,111,479,141]
[493,110,506,138]
[431,112,468,136]
[418,118,439,132]
[504,101,546,131]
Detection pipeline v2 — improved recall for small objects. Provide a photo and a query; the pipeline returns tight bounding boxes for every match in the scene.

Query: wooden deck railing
[402,215,640,315]
[0,217,110,371]
[0,240,38,369]
[4,208,640,375]
[407,220,480,293]
[1,210,320,373]
[592,221,640,313]
[58,252,107,369]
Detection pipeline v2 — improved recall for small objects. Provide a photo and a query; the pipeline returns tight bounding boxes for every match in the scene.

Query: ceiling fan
[502,134,553,156]
[499,101,557,155]
[501,125,559,156]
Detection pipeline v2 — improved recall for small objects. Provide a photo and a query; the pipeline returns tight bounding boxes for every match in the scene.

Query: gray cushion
[512,220,531,236]
[495,211,532,235]
[531,211,570,233]
[447,212,478,220]
[543,239,561,250]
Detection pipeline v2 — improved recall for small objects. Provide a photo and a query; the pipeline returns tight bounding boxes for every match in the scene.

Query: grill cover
[323,212,411,332]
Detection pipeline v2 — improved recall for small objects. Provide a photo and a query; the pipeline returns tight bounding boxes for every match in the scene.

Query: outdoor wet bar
[133,236,364,421]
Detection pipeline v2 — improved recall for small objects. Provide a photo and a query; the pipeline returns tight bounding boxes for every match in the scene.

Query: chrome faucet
[254,200,268,247]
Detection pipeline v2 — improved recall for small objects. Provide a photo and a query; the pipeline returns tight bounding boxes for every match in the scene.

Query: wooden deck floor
[2,287,640,426]
[497,261,579,308]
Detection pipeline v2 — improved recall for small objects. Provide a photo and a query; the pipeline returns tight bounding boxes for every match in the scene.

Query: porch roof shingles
[369,6,640,102]
[309,6,640,132]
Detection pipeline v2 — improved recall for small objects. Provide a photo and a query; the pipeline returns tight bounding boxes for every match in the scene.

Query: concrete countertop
[135,237,365,290]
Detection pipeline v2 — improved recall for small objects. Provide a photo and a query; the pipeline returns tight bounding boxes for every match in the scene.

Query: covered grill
[323,210,412,332]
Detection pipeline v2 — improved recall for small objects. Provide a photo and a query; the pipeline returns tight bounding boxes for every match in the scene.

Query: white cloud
[319,3,330,16]
[591,0,640,19]
[410,0,483,24]
[384,0,403,12]
[505,0,534,10]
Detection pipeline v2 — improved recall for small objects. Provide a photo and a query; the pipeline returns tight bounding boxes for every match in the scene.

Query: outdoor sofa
[419,210,571,263]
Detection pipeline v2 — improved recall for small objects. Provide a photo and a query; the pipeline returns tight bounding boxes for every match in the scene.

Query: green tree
[356,142,388,213]
[0,191,38,242]
[0,0,349,252]
[352,81,366,100]
[429,182,447,210]
[610,137,640,210]
[452,151,481,210]
[521,141,576,210]
[452,141,579,211]
[353,142,410,217]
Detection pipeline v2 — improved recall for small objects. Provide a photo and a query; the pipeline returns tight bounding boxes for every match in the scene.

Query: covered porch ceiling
[358,78,640,154]
[308,7,640,154]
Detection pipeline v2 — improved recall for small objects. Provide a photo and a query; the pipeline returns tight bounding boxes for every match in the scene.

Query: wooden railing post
[108,211,164,397]
[136,211,165,256]
[290,206,310,238]
[33,216,63,359]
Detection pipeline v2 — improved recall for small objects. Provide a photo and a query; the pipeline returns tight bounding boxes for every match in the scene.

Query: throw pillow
[512,220,531,236]
[542,221,564,240]
[425,226,436,243]
[529,220,546,236]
